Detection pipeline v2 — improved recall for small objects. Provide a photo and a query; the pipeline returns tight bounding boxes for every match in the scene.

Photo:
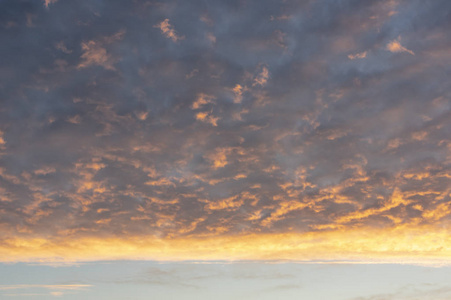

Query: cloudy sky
[1,0,451,298]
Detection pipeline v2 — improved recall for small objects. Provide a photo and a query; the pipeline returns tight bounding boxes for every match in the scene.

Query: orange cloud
[422,203,451,222]
[0,284,91,298]
[177,217,206,234]
[0,130,5,147]
[386,37,414,55]
[253,66,269,86]
[335,188,410,224]
[78,41,116,70]
[145,177,176,187]
[77,30,125,70]
[154,19,184,42]
[191,93,215,109]
[195,111,219,126]
[2,225,451,265]
[261,200,310,226]
[232,84,244,103]
[202,195,243,211]
[206,147,230,169]
[348,51,367,60]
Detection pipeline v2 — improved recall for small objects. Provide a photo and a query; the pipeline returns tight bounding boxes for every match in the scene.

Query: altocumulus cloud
[0,0,450,264]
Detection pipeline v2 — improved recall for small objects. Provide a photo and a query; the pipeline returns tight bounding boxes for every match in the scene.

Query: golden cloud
[2,224,451,265]
[154,19,184,42]
[386,37,414,55]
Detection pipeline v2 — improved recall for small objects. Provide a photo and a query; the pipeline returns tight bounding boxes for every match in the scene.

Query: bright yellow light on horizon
[2,224,451,266]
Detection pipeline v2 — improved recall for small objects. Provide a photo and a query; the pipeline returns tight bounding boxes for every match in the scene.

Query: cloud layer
[0,0,450,262]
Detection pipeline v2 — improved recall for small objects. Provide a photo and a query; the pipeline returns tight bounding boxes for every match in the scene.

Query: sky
[0,0,450,298]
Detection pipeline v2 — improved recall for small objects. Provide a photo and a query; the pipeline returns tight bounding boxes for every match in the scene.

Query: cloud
[232,84,244,104]
[206,147,231,169]
[77,30,125,70]
[348,51,367,60]
[154,19,184,42]
[253,66,269,86]
[78,41,116,70]
[55,41,72,54]
[350,285,451,300]
[195,111,219,126]
[1,226,451,264]
[78,41,115,70]
[0,284,92,298]
[0,285,92,291]
[43,0,58,8]
[0,130,5,149]
[386,37,415,55]
[202,195,243,211]
[191,94,215,109]
[0,0,450,264]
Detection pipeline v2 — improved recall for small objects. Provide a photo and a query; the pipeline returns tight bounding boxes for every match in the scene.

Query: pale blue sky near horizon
[1,262,451,299]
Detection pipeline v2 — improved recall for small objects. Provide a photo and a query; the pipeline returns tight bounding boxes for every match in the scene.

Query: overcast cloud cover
[0,0,450,263]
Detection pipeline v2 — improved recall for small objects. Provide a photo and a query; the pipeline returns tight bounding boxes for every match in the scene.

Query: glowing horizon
[2,225,451,266]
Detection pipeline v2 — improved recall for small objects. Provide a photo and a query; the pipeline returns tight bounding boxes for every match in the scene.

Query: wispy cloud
[348,51,367,60]
[0,285,92,298]
[253,66,270,86]
[0,285,92,291]
[154,19,184,42]
[78,30,125,70]
[386,37,415,55]
[43,0,58,8]
[195,111,219,126]
[191,93,215,109]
